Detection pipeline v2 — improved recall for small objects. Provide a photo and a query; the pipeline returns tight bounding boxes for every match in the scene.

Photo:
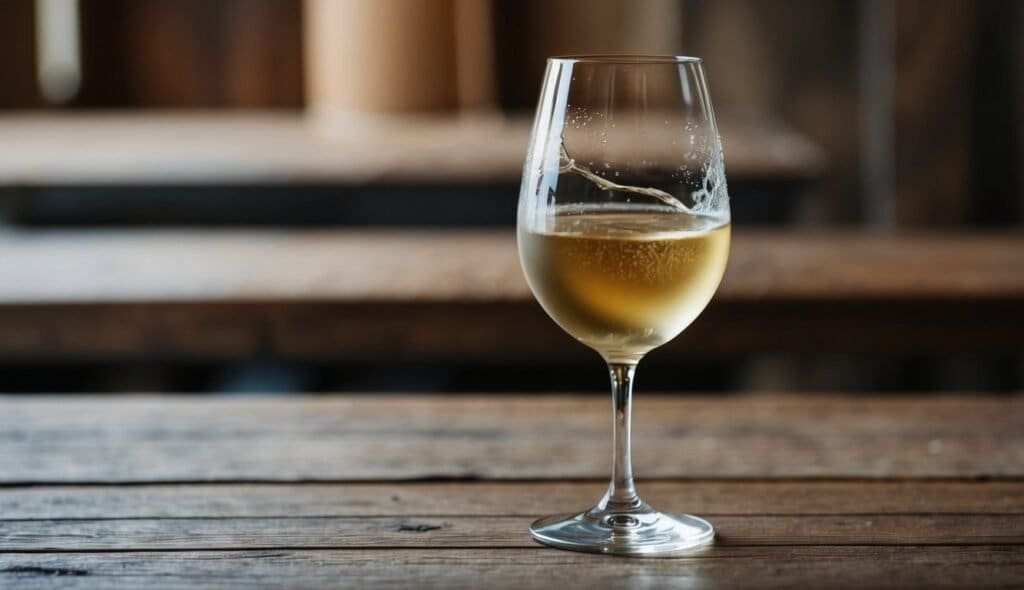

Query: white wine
[519,208,730,361]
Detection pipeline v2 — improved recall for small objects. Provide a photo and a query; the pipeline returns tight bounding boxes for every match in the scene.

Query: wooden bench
[0,230,1021,360]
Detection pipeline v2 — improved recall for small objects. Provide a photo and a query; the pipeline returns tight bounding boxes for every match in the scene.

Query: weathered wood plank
[3,514,1022,551]
[4,481,1022,519]
[1,547,1021,589]
[0,395,1020,482]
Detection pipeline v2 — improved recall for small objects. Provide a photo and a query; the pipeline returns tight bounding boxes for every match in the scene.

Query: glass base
[529,501,715,556]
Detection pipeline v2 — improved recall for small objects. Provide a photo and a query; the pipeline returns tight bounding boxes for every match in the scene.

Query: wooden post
[304,0,459,118]
[890,0,976,226]
[453,0,496,112]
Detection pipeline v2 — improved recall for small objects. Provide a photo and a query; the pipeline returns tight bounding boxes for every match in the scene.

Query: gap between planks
[3,481,1024,519]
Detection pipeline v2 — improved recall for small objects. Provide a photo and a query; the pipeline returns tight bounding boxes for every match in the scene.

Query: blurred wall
[0,0,303,108]
[0,0,1019,394]
[0,0,1019,224]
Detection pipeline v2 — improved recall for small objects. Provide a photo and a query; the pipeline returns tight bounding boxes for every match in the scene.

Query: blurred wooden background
[0,0,1020,393]
[0,0,1019,225]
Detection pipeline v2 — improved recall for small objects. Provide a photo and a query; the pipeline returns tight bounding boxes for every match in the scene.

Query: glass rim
[547,54,703,65]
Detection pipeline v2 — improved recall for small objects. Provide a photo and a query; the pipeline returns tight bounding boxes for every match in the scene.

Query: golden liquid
[519,209,730,361]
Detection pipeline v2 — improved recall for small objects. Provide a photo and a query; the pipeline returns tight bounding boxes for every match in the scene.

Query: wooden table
[1,230,1022,360]
[1,393,1022,588]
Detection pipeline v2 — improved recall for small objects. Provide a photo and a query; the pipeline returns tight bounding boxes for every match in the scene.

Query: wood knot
[2,566,90,576]
[392,523,443,532]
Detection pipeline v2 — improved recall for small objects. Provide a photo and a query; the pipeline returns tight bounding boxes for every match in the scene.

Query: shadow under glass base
[529,501,715,556]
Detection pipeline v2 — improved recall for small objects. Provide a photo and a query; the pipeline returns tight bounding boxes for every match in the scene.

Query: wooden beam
[0,114,824,186]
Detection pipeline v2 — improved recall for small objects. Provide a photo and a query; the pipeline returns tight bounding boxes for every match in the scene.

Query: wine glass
[517,55,730,555]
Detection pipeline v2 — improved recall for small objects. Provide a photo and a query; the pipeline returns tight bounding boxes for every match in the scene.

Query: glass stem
[602,362,642,511]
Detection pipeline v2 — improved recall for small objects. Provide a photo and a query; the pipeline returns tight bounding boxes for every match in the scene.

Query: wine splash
[558,145,694,214]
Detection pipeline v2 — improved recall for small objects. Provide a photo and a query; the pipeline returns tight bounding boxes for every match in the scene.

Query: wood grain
[1,547,1022,589]
[4,514,1022,551]
[5,481,1022,519]
[0,230,1020,359]
[2,394,1021,588]
[0,114,823,186]
[0,395,1020,483]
